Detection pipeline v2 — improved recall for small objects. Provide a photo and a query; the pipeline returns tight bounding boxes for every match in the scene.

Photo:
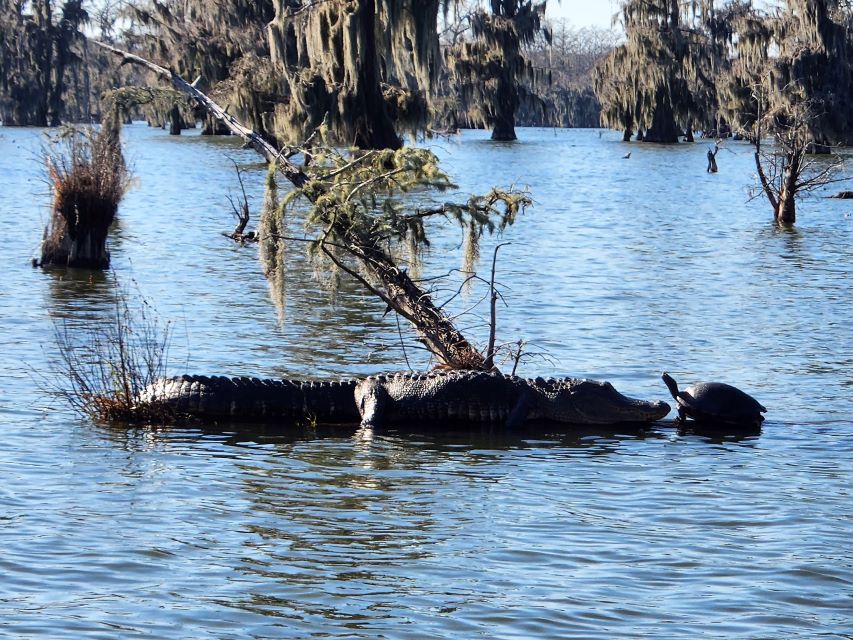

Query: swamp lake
[0,125,851,638]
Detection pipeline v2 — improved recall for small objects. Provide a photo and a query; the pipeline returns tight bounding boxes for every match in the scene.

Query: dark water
[1,125,851,638]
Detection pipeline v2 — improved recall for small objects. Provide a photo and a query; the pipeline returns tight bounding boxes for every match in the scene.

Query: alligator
[135,375,359,422]
[355,370,670,427]
[136,371,670,427]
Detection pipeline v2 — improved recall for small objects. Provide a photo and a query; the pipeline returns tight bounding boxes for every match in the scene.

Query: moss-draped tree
[125,0,277,136]
[446,0,549,141]
[714,0,850,224]
[593,0,721,143]
[0,0,89,126]
[267,0,443,149]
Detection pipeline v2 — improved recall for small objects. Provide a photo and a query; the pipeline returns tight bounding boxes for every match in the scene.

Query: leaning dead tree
[94,41,530,370]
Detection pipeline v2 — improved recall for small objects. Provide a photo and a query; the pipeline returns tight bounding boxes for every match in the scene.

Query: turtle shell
[677,382,766,424]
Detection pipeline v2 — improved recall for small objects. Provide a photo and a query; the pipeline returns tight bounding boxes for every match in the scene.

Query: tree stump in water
[38,121,128,269]
[40,199,115,269]
[168,105,184,135]
[707,145,719,173]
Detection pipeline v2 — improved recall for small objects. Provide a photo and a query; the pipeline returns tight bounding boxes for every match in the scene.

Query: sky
[545,0,621,29]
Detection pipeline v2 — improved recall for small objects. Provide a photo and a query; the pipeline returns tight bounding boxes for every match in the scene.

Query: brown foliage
[40,119,129,268]
[50,283,174,424]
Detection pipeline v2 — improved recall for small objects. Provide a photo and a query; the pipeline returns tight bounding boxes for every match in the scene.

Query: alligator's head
[540,378,671,424]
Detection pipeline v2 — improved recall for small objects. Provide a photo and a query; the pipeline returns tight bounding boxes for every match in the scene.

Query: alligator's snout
[635,399,671,421]
[566,380,671,424]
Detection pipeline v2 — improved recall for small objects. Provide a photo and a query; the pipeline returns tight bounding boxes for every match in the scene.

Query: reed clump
[51,283,175,424]
[40,118,129,269]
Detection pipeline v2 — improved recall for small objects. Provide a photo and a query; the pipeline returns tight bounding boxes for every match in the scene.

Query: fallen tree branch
[93,40,491,370]
[93,40,309,188]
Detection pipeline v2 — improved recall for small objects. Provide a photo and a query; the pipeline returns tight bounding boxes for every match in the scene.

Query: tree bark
[168,105,183,135]
[776,154,800,225]
[491,75,518,141]
[93,41,485,369]
[643,86,679,143]
[352,2,402,150]
[491,117,517,141]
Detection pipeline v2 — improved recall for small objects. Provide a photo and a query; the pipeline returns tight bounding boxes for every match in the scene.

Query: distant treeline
[1,2,611,134]
[4,1,853,149]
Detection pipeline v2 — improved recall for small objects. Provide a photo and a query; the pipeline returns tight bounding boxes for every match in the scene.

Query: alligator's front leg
[355,378,389,427]
[505,390,531,428]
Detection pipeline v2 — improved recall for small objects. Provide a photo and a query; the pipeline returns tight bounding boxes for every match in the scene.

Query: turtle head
[661,372,680,401]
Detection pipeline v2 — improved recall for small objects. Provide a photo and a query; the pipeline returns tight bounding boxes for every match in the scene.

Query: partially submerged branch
[225,159,256,243]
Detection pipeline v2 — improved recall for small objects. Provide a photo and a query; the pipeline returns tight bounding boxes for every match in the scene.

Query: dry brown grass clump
[51,283,175,424]
[40,118,129,269]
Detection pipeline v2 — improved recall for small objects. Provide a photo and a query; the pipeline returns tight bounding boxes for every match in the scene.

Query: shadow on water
[92,417,710,453]
[674,418,763,443]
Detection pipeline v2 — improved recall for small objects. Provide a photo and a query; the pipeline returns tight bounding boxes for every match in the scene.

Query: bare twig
[226,158,252,240]
[484,242,510,370]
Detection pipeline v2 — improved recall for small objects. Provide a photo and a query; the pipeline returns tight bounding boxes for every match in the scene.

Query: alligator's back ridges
[355,370,670,427]
[137,370,669,428]
[137,374,360,421]
[359,370,532,424]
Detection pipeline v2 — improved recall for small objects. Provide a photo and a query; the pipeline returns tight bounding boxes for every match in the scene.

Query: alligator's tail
[136,375,360,422]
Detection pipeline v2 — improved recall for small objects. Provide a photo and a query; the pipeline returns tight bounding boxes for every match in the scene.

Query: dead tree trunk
[93,41,487,370]
[706,145,718,173]
[776,153,800,225]
[168,105,183,135]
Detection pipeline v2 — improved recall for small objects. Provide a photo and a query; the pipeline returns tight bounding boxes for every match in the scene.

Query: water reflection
[3,126,853,639]
[101,417,679,456]
[41,266,116,319]
[675,420,763,443]
[229,435,448,624]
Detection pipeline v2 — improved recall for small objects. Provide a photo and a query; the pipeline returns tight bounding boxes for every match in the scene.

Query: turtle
[661,372,767,426]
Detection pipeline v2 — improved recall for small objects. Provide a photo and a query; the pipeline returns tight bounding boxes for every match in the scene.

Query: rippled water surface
[1,125,851,638]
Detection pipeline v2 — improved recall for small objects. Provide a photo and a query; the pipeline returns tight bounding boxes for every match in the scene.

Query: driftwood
[93,41,489,370]
[706,144,719,173]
